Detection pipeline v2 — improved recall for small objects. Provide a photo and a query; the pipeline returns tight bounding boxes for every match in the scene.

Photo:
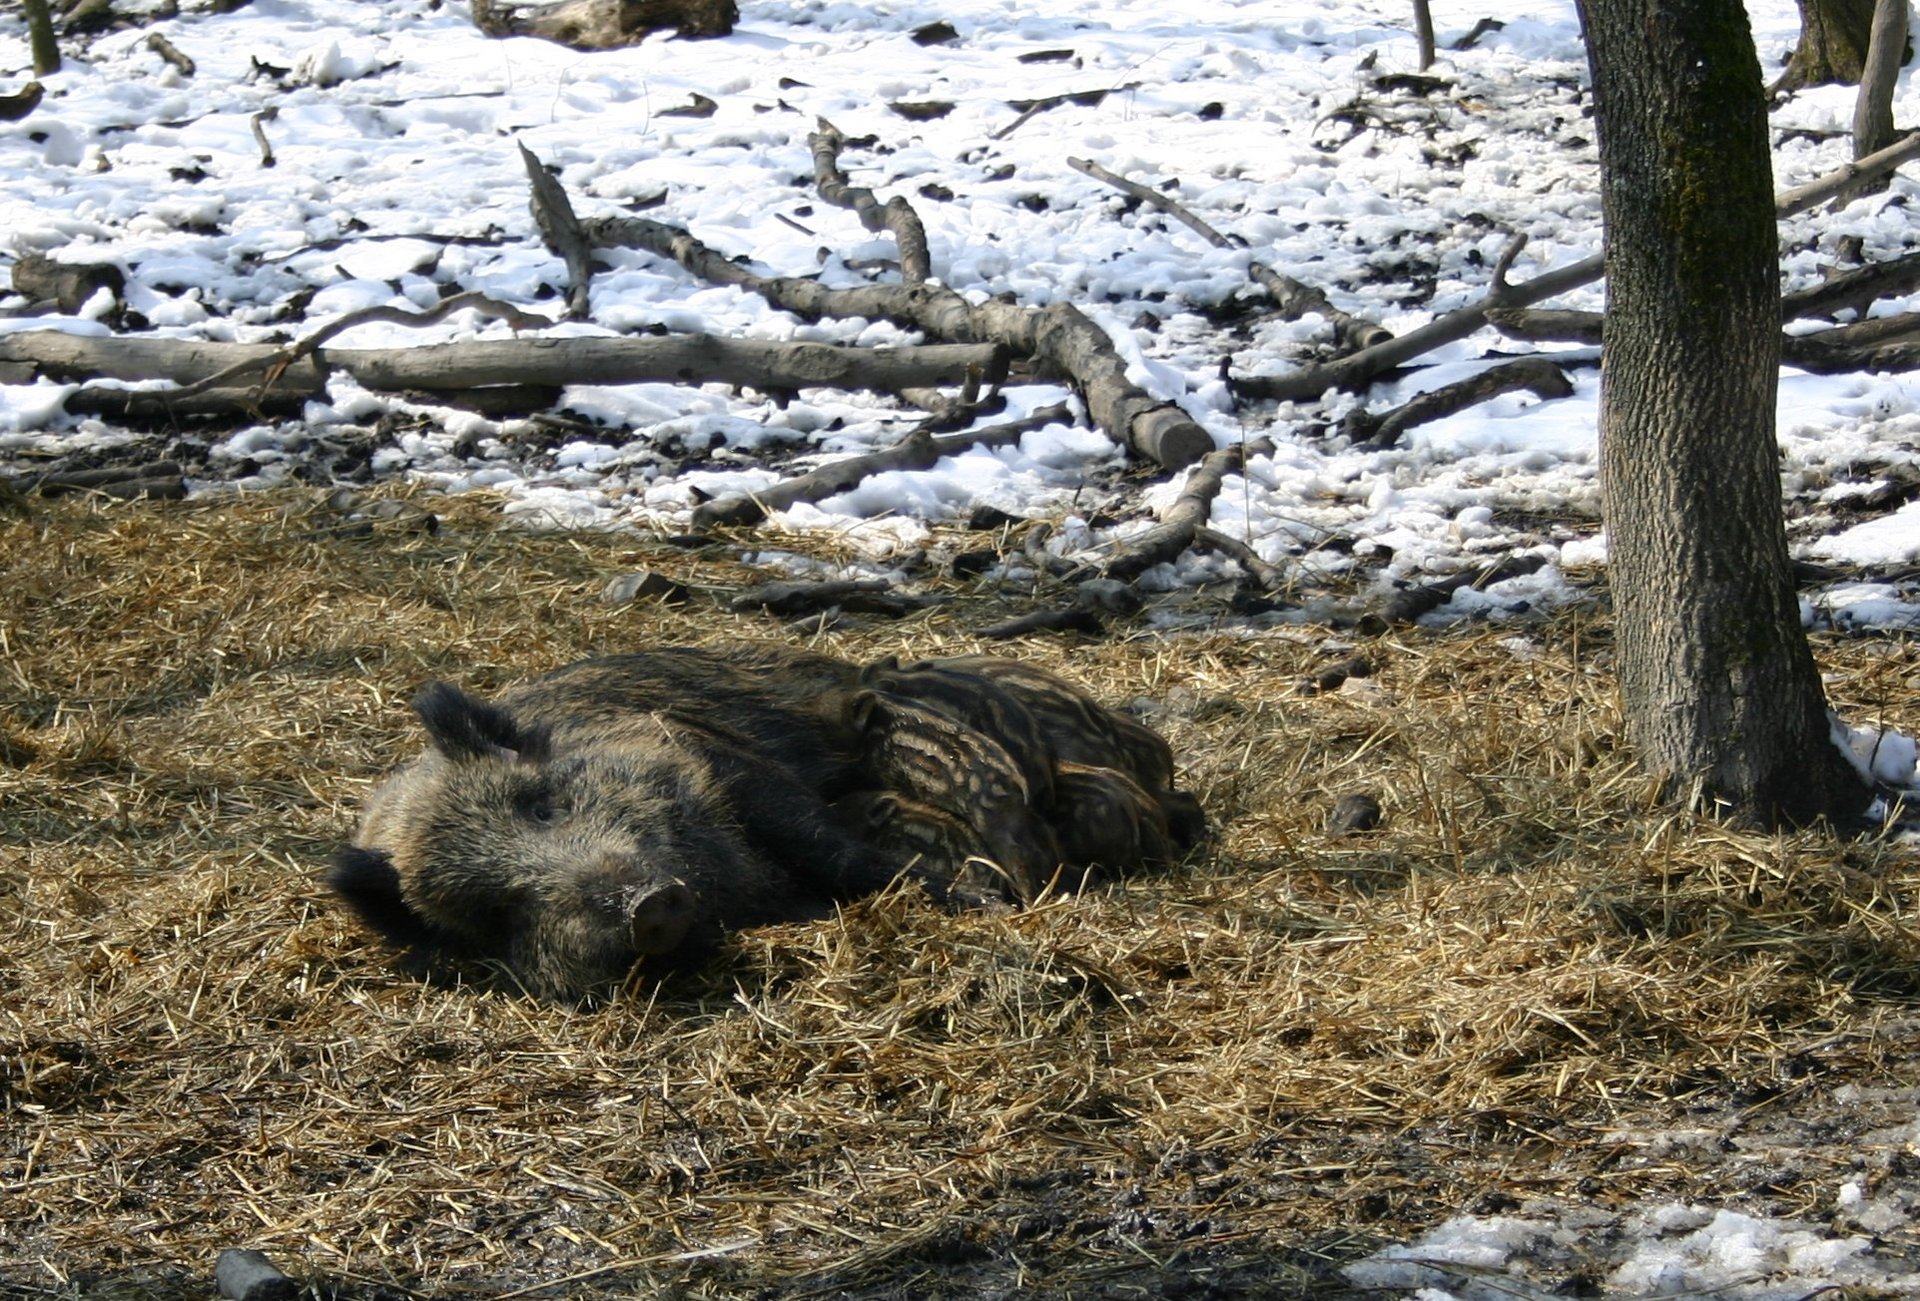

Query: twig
[992,86,1131,141]
[250,107,276,167]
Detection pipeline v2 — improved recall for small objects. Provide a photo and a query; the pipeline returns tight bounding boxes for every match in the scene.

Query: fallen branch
[729,578,938,619]
[1067,155,1392,353]
[1484,307,1604,346]
[519,143,593,318]
[1364,552,1552,628]
[585,212,1212,468]
[1235,131,1920,403]
[810,119,931,284]
[54,291,551,409]
[1194,525,1288,589]
[0,82,44,122]
[976,604,1107,638]
[145,32,195,76]
[9,459,187,500]
[1782,248,1920,321]
[1104,439,1273,582]
[691,400,1072,530]
[1341,357,1574,448]
[992,86,1131,141]
[1488,305,1920,374]
[1775,128,1920,214]
[11,328,1000,415]
[1786,333,1920,373]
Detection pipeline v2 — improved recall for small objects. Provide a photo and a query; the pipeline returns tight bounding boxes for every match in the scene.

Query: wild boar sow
[329,644,1202,997]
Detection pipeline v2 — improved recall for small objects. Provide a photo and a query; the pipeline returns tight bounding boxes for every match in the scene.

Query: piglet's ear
[412,682,528,763]
[326,846,436,949]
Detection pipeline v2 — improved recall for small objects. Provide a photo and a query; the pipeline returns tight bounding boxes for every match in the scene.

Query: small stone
[1327,792,1383,835]
[603,570,688,605]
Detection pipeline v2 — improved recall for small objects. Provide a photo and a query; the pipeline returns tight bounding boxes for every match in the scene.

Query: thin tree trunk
[21,0,60,75]
[1577,0,1868,822]
[1854,0,1907,158]
[1412,0,1437,70]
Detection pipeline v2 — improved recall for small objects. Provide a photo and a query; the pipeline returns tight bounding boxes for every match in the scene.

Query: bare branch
[810,119,932,284]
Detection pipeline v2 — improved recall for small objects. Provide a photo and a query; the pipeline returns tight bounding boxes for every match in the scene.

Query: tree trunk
[1777,0,1876,90]
[1853,0,1908,158]
[1412,0,1437,70]
[1577,0,1868,823]
[21,0,59,75]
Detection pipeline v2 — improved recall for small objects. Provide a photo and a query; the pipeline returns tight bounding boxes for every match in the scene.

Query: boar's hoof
[630,879,697,955]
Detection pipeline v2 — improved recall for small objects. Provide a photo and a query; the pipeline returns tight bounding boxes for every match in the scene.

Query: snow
[7,0,1920,1290]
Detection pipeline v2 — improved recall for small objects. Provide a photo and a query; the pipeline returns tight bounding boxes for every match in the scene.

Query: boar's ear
[411,682,548,763]
[843,687,883,734]
[326,846,438,949]
[858,654,901,683]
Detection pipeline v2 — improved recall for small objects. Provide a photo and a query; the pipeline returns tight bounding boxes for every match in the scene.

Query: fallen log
[585,212,1213,469]
[1782,248,1920,321]
[3,330,999,413]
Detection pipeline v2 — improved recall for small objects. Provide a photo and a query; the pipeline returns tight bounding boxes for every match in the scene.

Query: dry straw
[3,489,1919,1298]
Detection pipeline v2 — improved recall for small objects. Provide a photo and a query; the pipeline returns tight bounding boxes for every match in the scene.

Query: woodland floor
[5,489,1920,1299]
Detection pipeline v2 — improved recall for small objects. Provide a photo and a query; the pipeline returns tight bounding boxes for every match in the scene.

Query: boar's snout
[629,878,696,956]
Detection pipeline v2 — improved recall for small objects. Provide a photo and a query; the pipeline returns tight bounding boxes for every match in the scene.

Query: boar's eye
[518,788,566,826]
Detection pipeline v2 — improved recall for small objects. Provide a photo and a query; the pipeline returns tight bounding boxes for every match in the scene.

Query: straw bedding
[4,489,1920,1298]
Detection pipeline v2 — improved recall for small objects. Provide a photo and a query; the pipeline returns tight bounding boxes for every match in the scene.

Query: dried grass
[4,488,1920,1298]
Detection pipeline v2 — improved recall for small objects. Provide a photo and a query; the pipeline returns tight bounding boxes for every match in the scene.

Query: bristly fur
[337,644,1203,997]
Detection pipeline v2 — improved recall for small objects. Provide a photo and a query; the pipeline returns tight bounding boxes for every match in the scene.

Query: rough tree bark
[1577,0,1869,822]
[1776,0,1877,90]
